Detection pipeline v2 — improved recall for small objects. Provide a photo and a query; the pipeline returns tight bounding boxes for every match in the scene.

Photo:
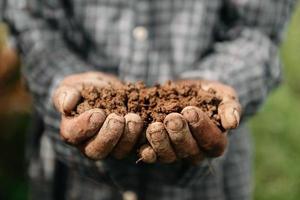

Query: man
[2,0,296,199]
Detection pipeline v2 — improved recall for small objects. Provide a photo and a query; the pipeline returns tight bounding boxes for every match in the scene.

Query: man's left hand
[145,80,241,164]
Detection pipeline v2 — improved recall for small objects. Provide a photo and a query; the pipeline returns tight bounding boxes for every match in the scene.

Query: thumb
[218,101,241,130]
[53,85,81,114]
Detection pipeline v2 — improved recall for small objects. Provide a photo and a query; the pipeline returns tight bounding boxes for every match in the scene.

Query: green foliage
[281,3,300,95]
[251,2,300,200]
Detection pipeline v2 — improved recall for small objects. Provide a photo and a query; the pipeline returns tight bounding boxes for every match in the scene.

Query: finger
[53,85,81,114]
[200,80,242,129]
[201,81,238,101]
[60,72,105,85]
[60,109,106,145]
[164,113,200,159]
[67,78,111,91]
[61,72,120,88]
[70,71,120,83]
[182,106,227,157]
[137,144,157,164]
[112,113,144,159]
[82,113,125,160]
[146,122,177,163]
[218,100,242,130]
[84,72,123,86]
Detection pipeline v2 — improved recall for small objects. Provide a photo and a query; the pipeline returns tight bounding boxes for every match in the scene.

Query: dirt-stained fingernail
[148,122,164,133]
[165,116,184,131]
[182,108,199,124]
[107,117,124,131]
[89,111,105,126]
[127,121,138,132]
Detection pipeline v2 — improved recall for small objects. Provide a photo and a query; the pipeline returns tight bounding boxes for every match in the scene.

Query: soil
[72,81,222,128]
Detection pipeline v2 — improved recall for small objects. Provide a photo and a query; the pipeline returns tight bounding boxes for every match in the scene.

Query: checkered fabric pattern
[2,0,296,199]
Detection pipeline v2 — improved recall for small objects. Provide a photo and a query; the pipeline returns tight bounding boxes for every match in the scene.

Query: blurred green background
[251,2,300,199]
[0,3,300,200]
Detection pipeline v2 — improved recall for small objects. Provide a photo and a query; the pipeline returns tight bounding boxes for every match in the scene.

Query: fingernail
[58,91,67,112]
[224,108,239,128]
[107,118,124,130]
[62,90,79,113]
[165,117,184,131]
[62,91,70,107]
[201,85,209,91]
[233,109,240,126]
[89,112,104,125]
[127,121,142,133]
[147,122,164,135]
[182,108,199,124]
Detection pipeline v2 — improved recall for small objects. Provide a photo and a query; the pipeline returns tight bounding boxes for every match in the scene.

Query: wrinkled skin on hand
[142,80,241,164]
[53,72,144,160]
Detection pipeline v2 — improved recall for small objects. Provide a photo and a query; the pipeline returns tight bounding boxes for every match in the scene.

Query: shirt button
[133,26,148,41]
[122,191,137,200]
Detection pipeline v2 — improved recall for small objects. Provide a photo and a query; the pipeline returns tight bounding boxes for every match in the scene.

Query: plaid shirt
[2,0,296,199]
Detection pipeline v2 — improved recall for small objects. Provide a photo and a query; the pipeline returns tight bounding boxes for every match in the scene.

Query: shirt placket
[121,0,151,83]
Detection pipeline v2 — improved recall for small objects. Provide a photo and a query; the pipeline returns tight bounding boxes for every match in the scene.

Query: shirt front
[62,0,221,85]
[2,0,295,199]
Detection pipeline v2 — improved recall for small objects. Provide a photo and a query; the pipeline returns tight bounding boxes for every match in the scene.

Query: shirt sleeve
[180,0,297,117]
[2,0,93,114]
[2,0,122,187]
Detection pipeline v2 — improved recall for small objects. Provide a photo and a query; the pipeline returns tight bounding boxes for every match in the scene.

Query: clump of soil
[72,81,222,127]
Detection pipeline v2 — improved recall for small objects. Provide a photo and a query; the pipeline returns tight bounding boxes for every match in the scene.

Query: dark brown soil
[72,81,222,127]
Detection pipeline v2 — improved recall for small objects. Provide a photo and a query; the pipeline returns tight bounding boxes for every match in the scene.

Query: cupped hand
[143,80,241,164]
[52,72,144,160]
[53,72,121,115]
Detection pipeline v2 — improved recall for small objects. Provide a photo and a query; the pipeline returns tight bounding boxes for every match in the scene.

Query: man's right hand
[52,72,144,160]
